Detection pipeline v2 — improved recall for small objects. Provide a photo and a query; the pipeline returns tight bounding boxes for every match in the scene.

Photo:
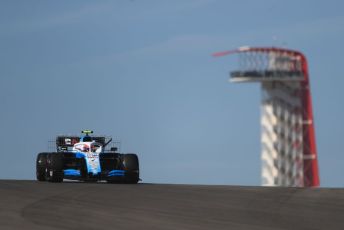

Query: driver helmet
[83,144,90,152]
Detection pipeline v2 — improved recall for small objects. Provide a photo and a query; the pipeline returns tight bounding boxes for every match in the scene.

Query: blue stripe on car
[75,152,84,158]
[64,169,81,176]
[108,170,125,176]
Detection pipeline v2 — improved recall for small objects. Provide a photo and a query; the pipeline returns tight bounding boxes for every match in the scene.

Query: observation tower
[214,47,319,187]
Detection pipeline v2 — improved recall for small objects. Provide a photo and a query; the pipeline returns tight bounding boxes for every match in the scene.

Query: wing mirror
[110,147,118,152]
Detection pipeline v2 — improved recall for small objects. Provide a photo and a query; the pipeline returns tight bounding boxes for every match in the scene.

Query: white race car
[36,130,140,183]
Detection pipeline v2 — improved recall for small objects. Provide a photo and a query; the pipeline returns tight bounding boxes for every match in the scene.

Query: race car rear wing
[55,136,119,152]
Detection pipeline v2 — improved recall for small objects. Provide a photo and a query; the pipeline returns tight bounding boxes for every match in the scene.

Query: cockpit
[73,142,102,153]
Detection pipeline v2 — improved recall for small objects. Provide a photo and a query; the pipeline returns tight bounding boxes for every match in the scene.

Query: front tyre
[123,154,140,184]
[36,153,48,181]
[46,153,64,183]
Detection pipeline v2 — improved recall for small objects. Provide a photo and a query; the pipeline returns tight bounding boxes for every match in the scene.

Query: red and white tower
[214,47,320,187]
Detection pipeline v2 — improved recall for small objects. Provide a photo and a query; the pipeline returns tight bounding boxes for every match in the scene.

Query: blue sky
[0,0,343,187]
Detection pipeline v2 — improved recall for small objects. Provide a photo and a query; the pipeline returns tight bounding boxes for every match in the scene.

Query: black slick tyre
[46,153,64,183]
[123,154,139,184]
[36,153,48,181]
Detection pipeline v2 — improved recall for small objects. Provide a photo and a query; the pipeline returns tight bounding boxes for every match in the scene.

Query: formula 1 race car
[36,130,140,183]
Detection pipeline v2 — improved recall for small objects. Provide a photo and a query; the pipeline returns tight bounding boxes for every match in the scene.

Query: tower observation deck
[214,47,319,187]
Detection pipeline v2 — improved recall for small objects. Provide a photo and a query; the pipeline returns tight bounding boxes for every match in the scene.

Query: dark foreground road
[0,180,344,230]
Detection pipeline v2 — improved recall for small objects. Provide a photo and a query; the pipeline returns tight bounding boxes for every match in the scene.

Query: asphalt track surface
[1,180,344,230]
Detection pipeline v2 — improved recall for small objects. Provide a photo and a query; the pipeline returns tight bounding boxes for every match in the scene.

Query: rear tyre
[123,154,140,184]
[46,153,64,183]
[36,153,48,181]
